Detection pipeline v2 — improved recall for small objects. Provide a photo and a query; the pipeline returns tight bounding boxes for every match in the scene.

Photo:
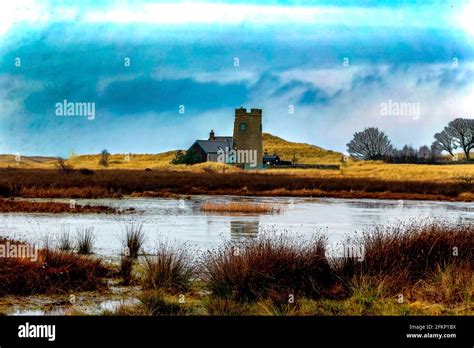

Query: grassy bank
[108,221,473,316]
[1,168,473,202]
[0,222,472,315]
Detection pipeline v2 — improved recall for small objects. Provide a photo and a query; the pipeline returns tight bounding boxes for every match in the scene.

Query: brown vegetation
[203,222,473,303]
[203,235,333,302]
[0,198,118,213]
[201,202,280,214]
[332,221,473,298]
[0,238,108,296]
[1,168,472,201]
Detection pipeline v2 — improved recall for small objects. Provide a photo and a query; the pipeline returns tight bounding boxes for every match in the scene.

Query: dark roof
[213,136,233,142]
[191,138,232,154]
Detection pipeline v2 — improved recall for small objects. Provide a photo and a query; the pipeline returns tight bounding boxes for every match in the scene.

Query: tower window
[239,123,247,131]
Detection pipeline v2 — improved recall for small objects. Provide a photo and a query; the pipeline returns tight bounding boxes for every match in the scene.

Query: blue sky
[0,0,473,156]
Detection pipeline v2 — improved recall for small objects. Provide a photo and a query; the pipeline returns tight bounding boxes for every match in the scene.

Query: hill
[0,134,341,169]
[262,133,342,164]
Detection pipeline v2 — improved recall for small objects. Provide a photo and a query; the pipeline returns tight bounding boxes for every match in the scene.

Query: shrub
[203,234,333,302]
[76,227,95,255]
[0,238,107,296]
[119,255,133,285]
[142,241,194,293]
[122,223,145,259]
[57,225,73,252]
[332,221,473,295]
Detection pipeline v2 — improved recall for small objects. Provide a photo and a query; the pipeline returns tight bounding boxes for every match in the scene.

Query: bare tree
[445,118,474,160]
[347,127,392,160]
[99,149,110,167]
[432,130,455,157]
[55,157,73,173]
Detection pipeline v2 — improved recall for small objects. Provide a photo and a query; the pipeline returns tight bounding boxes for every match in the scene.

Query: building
[187,131,233,162]
[232,107,263,166]
[187,107,263,166]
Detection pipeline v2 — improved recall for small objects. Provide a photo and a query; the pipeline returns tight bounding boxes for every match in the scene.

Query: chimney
[209,129,215,140]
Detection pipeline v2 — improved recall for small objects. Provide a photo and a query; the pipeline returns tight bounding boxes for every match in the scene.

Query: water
[0,196,472,257]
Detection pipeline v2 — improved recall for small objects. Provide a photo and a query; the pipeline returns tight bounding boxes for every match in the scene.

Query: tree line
[347,118,474,163]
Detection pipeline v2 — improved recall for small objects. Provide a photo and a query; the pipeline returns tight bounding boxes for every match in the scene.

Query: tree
[445,118,474,160]
[432,130,455,157]
[55,157,73,173]
[99,149,110,167]
[418,145,432,161]
[171,150,200,165]
[347,127,392,160]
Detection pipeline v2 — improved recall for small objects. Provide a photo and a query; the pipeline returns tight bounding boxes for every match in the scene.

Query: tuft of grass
[413,261,473,305]
[57,225,73,252]
[257,290,301,316]
[201,202,280,214]
[138,291,188,316]
[76,227,95,255]
[122,223,145,259]
[119,255,133,285]
[142,241,195,293]
[204,297,252,316]
[203,234,333,302]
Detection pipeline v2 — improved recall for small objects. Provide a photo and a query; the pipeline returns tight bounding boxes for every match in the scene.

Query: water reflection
[230,220,259,240]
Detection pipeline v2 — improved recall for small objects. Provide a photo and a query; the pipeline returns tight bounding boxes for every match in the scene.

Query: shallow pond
[1,196,472,257]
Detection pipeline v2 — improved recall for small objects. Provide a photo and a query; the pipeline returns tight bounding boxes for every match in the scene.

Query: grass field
[1,133,472,202]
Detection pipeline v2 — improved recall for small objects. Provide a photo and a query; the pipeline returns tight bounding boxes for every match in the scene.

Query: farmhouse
[187,107,263,166]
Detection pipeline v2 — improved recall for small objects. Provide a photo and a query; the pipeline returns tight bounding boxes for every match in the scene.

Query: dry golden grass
[201,202,280,214]
[263,161,474,183]
[4,153,472,186]
[262,133,342,164]
[1,132,471,185]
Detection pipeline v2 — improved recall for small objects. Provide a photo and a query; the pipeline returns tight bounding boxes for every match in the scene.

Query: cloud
[0,1,473,155]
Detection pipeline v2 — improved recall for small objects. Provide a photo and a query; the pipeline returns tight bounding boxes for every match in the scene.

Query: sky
[0,0,473,156]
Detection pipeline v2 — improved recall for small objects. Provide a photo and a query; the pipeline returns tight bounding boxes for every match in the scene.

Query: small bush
[0,238,107,296]
[76,227,95,255]
[142,241,194,293]
[119,256,133,285]
[57,225,73,252]
[414,262,473,304]
[122,223,145,259]
[333,221,473,295]
[203,234,333,302]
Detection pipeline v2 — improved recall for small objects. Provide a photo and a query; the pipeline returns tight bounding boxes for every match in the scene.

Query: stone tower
[232,107,263,166]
